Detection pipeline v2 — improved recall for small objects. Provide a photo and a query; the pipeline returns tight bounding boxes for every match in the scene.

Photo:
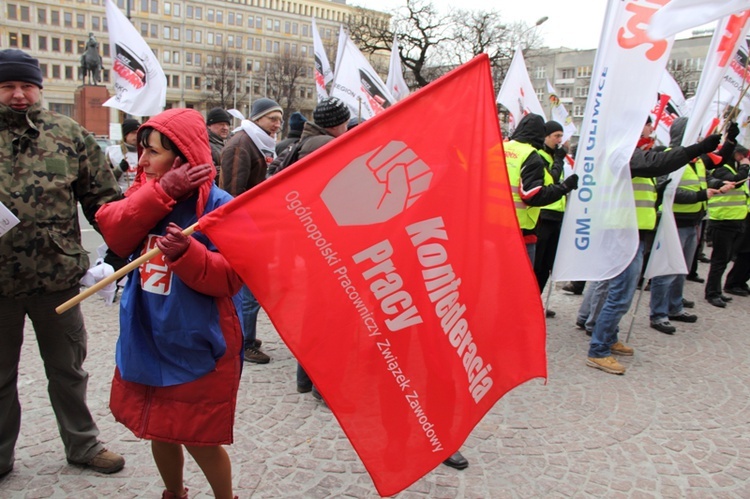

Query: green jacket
[0,102,121,297]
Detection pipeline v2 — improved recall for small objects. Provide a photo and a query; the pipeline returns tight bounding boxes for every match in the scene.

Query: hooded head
[510,113,546,150]
[131,108,215,216]
[669,116,688,148]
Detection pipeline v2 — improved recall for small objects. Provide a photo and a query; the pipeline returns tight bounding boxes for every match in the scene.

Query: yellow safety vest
[708,164,749,221]
[538,148,566,213]
[632,176,657,230]
[673,158,708,214]
[504,141,541,230]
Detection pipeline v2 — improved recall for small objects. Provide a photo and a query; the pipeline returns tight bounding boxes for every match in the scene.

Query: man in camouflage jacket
[0,49,124,479]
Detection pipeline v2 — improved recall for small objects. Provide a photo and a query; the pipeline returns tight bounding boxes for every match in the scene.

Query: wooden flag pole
[55,222,199,314]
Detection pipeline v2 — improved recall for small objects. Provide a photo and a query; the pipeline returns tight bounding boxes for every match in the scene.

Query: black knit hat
[250,98,283,121]
[544,120,564,136]
[314,97,351,129]
[206,107,232,125]
[121,118,140,137]
[0,49,43,89]
[288,112,307,132]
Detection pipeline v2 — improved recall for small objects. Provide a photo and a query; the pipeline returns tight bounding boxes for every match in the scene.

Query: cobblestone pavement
[2,275,750,498]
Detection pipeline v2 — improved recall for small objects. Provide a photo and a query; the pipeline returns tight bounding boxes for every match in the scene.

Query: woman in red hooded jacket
[96,108,243,499]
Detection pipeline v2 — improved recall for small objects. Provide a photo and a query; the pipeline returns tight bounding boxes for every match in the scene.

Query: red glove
[156,223,191,261]
[159,160,213,200]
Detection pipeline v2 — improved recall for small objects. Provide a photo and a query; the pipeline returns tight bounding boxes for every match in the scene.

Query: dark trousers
[533,218,562,293]
[705,224,744,299]
[0,288,103,471]
[725,218,750,290]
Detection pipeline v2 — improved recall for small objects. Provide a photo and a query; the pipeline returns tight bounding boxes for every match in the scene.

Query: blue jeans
[240,284,260,350]
[649,225,698,322]
[525,242,536,268]
[576,280,609,333]
[589,241,645,358]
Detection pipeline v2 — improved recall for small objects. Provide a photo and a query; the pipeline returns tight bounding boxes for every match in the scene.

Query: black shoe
[253,338,263,348]
[244,346,270,364]
[682,298,695,309]
[545,309,556,318]
[707,297,727,308]
[442,451,468,470]
[650,320,676,334]
[724,287,749,297]
[0,464,12,481]
[312,387,327,407]
[686,274,705,283]
[297,383,312,394]
[698,255,710,263]
[562,283,583,295]
[719,294,733,302]
[668,311,698,323]
[575,319,586,330]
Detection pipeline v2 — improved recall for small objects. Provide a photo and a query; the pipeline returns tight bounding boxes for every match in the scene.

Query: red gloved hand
[156,223,191,261]
[159,160,213,200]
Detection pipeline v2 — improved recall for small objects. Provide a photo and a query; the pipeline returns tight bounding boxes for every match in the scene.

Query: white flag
[330,31,395,120]
[551,0,675,282]
[546,80,578,143]
[648,0,750,40]
[496,47,546,133]
[646,13,750,279]
[649,71,686,147]
[312,18,333,102]
[386,34,410,102]
[103,0,166,117]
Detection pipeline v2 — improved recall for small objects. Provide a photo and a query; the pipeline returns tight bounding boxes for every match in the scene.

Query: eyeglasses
[262,115,284,125]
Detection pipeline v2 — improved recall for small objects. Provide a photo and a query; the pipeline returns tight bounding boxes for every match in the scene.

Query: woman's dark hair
[138,127,188,163]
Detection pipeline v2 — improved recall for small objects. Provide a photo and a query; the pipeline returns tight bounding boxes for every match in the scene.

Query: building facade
[1,0,389,136]
[523,33,713,145]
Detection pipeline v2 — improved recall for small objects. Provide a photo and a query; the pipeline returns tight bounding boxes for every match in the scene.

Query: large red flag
[199,55,546,496]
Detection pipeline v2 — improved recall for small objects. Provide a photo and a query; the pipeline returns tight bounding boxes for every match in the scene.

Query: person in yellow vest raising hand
[504,113,579,266]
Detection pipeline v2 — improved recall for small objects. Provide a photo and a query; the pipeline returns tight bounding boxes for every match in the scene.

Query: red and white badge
[139,234,172,295]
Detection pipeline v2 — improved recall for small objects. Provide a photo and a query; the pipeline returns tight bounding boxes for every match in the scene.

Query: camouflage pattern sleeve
[76,130,122,230]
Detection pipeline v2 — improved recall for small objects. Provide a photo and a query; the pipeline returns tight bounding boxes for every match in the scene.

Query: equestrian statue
[80,33,103,85]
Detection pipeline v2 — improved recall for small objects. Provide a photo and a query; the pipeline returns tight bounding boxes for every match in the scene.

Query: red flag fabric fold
[199,54,547,496]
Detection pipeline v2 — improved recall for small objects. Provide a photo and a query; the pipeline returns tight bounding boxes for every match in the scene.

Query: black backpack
[267,137,309,177]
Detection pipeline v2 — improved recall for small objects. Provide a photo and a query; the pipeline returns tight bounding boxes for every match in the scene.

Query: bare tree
[667,63,700,98]
[201,46,249,110]
[265,52,310,136]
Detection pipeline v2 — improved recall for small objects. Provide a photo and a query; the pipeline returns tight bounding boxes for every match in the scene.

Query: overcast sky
[351,0,715,51]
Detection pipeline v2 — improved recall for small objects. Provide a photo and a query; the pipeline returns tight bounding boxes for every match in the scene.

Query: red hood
[130,108,216,217]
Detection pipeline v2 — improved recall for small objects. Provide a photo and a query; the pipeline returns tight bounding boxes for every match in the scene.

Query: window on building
[216,10,222,23]
[38,36,47,50]
[186,29,192,42]
[534,66,546,79]
[20,5,30,21]
[173,27,179,41]
[573,105,584,117]
[195,30,201,43]
[21,34,30,49]
[246,60,253,71]
[186,52,192,65]
[194,76,200,88]
[576,66,592,78]
[228,12,235,25]
[173,3,180,17]
[195,7,202,19]
[535,87,544,101]
[273,41,279,54]
[103,42,109,53]
[52,64,61,78]
[285,21,291,33]
[560,68,575,79]
[65,66,73,80]
[51,10,59,25]
[227,35,234,47]
[52,37,60,51]
[283,42,290,55]
[194,53,201,66]
[150,24,157,38]
[559,87,573,98]
[7,4,18,20]
[256,16,262,28]
[293,22,298,35]
[92,16,100,31]
[150,0,158,13]
[254,60,260,72]
[39,63,47,77]
[8,33,19,48]
[301,45,307,56]
[575,86,589,98]
[291,43,297,56]
[140,0,147,12]
[236,35,242,48]
[163,51,170,64]
[237,14,242,25]
[267,18,273,30]
[185,76,193,89]
[64,39,73,53]
[163,26,171,40]
[77,40,85,54]
[76,13,85,28]
[255,39,261,51]
[302,24,308,36]
[164,2,171,15]
[186,5,193,18]
[207,8,214,22]
[215,34,222,46]
[64,12,73,27]
[266,40,272,53]
[38,7,46,24]
[207,55,213,66]
[141,22,148,37]
[172,75,179,87]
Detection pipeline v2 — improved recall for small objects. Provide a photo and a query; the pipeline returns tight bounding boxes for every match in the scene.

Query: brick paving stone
[1,276,750,497]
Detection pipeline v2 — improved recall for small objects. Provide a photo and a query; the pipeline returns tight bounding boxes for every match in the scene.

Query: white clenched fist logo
[321,141,433,226]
